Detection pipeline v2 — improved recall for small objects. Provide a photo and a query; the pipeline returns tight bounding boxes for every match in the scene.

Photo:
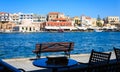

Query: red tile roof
[46,21,72,26]
[0,12,8,14]
[48,12,59,15]
[86,16,91,19]
[53,18,67,21]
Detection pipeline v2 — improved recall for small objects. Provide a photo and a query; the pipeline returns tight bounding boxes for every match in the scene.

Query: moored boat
[58,29,64,32]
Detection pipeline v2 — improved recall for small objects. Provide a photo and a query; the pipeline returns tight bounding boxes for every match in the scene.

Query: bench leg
[36,53,41,59]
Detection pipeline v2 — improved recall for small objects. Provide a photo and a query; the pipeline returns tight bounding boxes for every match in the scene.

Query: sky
[0,0,120,18]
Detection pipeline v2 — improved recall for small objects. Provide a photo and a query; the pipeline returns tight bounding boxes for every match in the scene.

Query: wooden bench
[32,42,74,58]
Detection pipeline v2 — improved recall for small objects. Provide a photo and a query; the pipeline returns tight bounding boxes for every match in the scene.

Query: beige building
[47,12,59,21]
[73,16,81,26]
[106,16,119,24]
[10,13,19,24]
[0,21,16,32]
[91,18,97,27]
[96,20,104,27]
[14,19,40,32]
[47,12,66,21]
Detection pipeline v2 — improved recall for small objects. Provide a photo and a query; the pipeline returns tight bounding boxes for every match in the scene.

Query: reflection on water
[0,32,120,59]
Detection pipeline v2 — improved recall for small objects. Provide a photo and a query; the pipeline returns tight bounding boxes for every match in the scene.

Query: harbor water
[0,32,120,59]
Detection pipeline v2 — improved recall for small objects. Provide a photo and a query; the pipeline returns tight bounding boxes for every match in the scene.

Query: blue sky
[0,0,120,18]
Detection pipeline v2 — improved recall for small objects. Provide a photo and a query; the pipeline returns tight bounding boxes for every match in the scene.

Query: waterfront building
[45,18,75,31]
[96,20,104,27]
[33,14,46,22]
[58,13,66,18]
[13,19,40,32]
[106,16,120,24]
[103,16,120,30]
[32,14,47,31]
[103,23,117,30]
[91,18,97,27]
[11,13,47,32]
[0,12,10,22]
[80,15,93,27]
[47,12,59,21]
[73,16,81,26]
[0,21,16,32]
[47,12,66,21]
[19,12,34,23]
[10,13,20,24]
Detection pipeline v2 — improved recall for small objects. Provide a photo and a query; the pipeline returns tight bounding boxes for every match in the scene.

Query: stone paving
[3,51,115,72]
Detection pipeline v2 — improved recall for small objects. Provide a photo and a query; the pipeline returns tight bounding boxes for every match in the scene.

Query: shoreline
[1,30,120,34]
[1,28,120,33]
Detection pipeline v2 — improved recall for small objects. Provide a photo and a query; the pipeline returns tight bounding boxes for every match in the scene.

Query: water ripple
[0,32,120,59]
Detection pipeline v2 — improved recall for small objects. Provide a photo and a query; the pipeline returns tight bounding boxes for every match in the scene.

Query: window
[5,14,8,16]
[29,27,32,31]
[22,27,24,30]
[26,27,28,30]
[33,27,35,30]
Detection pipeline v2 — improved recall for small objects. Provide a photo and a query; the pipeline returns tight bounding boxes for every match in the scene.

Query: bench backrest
[36,42,74,52]
[33,42,74,58]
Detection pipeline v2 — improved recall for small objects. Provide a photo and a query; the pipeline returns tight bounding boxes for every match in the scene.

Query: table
[33,58,78,72]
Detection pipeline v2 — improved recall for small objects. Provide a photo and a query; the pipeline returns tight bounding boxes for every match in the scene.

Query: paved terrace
[3,51,115,72]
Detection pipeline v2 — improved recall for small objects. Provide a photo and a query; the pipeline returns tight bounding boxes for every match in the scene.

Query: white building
[80,15,92,27]
[13,19,40,32]
[0,12,10,22]
[33,14,46,22]
[106,16,119,24]
[19,12,34,23]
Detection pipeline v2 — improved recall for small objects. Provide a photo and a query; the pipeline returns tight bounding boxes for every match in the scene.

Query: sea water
[0,32,120,59]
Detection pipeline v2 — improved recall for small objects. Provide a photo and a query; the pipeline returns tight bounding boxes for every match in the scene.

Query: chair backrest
[114,47,120,62]
[89,49,111,65]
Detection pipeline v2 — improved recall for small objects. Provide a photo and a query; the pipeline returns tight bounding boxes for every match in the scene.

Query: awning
[45,26,77,30]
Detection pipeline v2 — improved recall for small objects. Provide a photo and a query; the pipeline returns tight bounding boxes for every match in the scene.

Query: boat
[94,29,103,32]
[58,29,64,32]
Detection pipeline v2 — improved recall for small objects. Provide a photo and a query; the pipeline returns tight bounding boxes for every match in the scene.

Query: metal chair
[113,47,120,72]
[86,49,111,72]
[114,47,120,62]
[63,49,112,72]
[88,49,111,66]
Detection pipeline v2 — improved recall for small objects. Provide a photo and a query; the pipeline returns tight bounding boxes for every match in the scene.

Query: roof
[86,16,91,19]
[47,21,71,23]
[0,12,8,14]
[53,18,67,21]
[48,12,59,15]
